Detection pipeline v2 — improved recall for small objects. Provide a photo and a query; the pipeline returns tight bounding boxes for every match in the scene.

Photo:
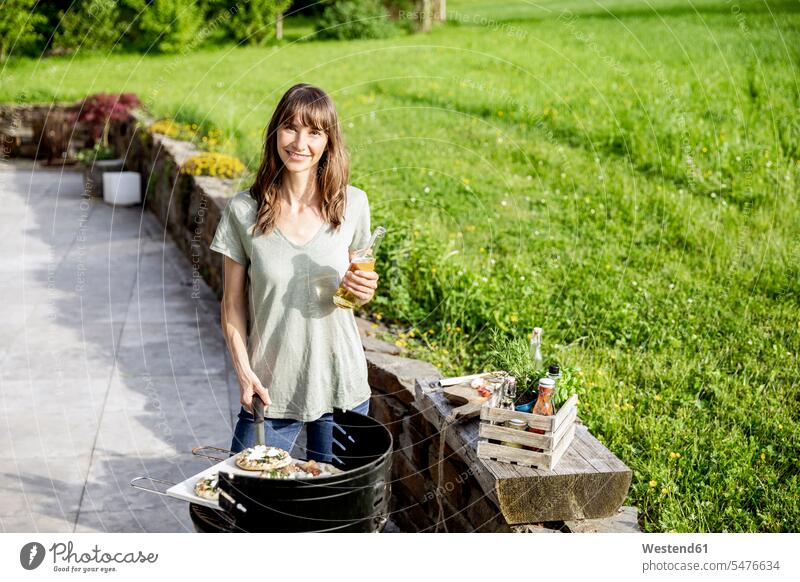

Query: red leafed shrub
[73,93,142,146]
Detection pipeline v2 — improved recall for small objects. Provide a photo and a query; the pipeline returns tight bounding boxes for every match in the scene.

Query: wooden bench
[415,377,633,525]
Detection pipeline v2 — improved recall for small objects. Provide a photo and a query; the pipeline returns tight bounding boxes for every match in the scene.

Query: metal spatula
[252,394,265,446]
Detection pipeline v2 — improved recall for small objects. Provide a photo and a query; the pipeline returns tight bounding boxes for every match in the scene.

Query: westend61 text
[49,542,159,564]
[642,543,708,554]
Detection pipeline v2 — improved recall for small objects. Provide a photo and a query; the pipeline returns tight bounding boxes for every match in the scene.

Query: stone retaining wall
[1,102,90,160]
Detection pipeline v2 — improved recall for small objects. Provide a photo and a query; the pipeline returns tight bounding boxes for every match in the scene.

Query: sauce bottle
[532,377,556,416]
[526,377,555,452]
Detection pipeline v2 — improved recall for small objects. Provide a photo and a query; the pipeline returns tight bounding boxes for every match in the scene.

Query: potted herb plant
[72,93,142,198]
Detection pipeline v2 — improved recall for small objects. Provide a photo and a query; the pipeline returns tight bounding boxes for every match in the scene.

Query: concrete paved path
[0,160,247,532]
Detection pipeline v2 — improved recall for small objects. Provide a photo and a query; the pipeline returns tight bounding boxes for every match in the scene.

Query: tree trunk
[422,0,432,33]
[276,12,283,40]
[434,0,446,21]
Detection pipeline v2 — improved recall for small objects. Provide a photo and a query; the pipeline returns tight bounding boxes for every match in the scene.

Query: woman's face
[276,115,328,172]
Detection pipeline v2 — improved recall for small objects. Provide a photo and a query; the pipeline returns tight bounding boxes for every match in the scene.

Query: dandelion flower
[649,480,657,488]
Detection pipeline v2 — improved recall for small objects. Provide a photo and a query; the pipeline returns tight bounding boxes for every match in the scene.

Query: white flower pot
[83,159,124,197]
[103,171,142,206]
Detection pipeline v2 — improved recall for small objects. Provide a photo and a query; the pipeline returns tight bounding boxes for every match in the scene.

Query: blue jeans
[230,399,370,463]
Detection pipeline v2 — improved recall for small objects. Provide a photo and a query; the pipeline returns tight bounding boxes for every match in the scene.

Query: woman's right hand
[238,369,271,413]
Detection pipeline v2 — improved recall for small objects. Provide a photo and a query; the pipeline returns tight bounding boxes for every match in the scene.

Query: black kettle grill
[132,404,393,533]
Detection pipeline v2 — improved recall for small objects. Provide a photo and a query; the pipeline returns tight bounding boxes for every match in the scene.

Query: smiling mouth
[286,150,311,159]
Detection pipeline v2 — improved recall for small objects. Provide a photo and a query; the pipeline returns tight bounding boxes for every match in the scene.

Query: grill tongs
[129,394,267,504]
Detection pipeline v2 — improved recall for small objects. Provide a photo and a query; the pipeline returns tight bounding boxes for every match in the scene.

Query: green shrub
[123,0,204,53]
[52,0,121,54]
[0,0,46,62]
[224,0,292,45]
[76,143,118,163]
[316,0,397,40]
[195,0,238,45]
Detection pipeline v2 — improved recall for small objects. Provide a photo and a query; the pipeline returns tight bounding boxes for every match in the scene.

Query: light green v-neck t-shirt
[210,185,372,421]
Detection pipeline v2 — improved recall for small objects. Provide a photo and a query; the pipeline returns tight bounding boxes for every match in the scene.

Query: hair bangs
[283,92,332,134]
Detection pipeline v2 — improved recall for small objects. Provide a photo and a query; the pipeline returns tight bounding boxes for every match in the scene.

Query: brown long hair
[249,83,349,236]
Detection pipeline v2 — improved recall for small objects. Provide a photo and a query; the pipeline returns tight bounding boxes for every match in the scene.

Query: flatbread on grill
[194,473,220,501]
[235,445,293,471]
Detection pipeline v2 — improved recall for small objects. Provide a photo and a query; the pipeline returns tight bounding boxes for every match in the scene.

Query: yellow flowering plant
[148,119,194,140]
[149,120,232,151]
[180,152,246,179]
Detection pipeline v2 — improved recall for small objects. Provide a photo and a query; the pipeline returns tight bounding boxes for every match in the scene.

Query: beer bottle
[333,226,386,309]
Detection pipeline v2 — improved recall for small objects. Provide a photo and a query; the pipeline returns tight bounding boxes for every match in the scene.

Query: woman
[209,83,379,463]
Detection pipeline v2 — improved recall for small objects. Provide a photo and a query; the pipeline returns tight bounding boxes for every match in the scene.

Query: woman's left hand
[342,268,379,306]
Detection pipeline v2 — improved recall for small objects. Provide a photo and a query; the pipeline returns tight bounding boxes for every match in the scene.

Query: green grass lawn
[2,0,798,532]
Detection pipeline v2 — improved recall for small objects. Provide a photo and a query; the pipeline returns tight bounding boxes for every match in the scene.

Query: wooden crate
[477,394,578,470]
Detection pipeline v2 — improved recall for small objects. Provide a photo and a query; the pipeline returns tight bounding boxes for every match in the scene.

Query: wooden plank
[553,395,578,432]
[548,422,576,469]
[568,430,613,473]
[494,426,632,523]
[478,423,554,449]
[551,406,578,449]
[568,424,628,474]
[546,439,594,476]
[478,419,576,471]
[480,406,555,431]
[480,395,576,436]
[477,441,551,467]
